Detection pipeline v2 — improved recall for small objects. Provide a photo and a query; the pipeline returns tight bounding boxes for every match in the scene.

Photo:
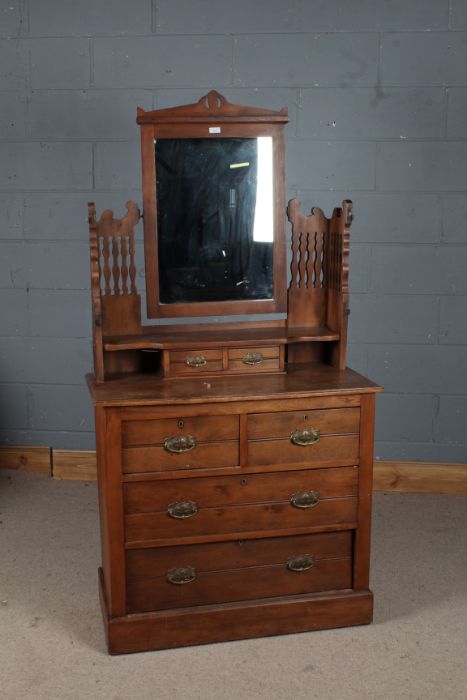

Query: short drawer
[170,348,223,376]
[247,407,360,467]
[126,531,353,613]
[248,407,360,439]
[228,346,281,373]
[122,414,239,474]
[124,466,358,543]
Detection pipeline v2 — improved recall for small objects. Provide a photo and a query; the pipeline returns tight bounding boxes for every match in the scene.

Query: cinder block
[0,383,29,430]
[299,0,448,31]
[0,337,91,385]
[374,441,467,462]
[23,192,142,241]
[93,36,232,88]
[348,244,370,293]
[375,393,435,442]
[287,140,375,191]
[29,0,152,36]
[346,343,368,375]
[0,1,21,37]
[0,142,93,190]
[298,88,444,139]
[234,33,379,87]
[30,38,90,89]
[377,142,467,191]
[0,39,17,89]
[23,242,90,290]
[348,294,438,344]
[441,194,467,243]
[0,289,28,335]
[450,0,467,29]
[368,345,467,394]
[29,290,92,338]
[156,0,299,34]
[371,245,467,294]
[0,428,96,450]
[29,90,152,140]
[0,338,29,382]
[439,296,467,344]
[446,88,467,138]
[94,142,141,190]
[0,195,22,239]
[0,241,26,288]
[29,384,93,432]
[295,192,440,244]
[0,92,25,138]
[381,32,467,85]
[434,396,467,444]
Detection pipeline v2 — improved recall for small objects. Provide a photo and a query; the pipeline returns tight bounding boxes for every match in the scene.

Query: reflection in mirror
[155,137,274,305]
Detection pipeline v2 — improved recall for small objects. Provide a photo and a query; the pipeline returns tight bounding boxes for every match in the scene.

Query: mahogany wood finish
[86,91,382,654]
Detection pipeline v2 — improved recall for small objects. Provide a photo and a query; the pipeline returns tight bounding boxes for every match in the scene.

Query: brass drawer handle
[290,491,320,509]
[167,567,196,585]
[290,427,320,446]
[167,500,198,519]
[164,434,197,453]
[186,355,207,367]
[286,554,314,572]
[242,351,264,365]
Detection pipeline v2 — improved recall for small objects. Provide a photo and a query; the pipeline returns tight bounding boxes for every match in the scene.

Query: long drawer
[126,531,353,613]
[122,414,239,474]
[124,466,358,543]
[247,407,360,467]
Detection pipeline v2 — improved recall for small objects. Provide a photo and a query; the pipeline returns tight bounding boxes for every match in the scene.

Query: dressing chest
[87,91,381,654]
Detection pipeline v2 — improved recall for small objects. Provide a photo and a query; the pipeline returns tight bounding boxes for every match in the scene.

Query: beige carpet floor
[1,468,466,700]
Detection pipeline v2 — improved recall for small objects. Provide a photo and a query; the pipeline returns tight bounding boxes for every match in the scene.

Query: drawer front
[248,434,359,468]
[170,348,223,376]
[122,415,238,446]
[124,467,358,543]
[122,414,239,474]
[126,531,353,612]
[228,346,280,373]
[248,407,360,439]
[124,466,358,514]
[122,443,239,474]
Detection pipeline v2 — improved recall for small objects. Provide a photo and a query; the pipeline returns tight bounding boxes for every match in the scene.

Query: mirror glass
[155,136,274,305]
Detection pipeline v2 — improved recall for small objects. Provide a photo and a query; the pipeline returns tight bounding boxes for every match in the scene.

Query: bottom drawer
[126,531,353,613]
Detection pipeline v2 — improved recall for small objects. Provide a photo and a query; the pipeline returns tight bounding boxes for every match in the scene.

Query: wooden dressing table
[87,91,381,654]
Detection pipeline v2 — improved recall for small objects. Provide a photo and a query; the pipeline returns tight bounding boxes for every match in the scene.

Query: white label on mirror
[209,126,221,133]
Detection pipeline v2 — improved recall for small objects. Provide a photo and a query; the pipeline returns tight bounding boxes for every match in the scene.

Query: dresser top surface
[87,363,382,407]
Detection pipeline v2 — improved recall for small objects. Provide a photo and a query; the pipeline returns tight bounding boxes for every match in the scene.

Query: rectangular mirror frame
[137,91,288,319]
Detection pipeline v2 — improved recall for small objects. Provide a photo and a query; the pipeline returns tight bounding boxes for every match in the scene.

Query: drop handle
[290,427,320,446]
[286,554,314,572]
[167,500,198,519]
[242,351,264,365]
[290,491,320,509]
[186,355,207,367]
[164,435,197,453]
[167,567,196,585]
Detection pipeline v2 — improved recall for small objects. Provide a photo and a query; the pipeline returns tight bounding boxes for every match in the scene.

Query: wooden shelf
[103,326,340,352]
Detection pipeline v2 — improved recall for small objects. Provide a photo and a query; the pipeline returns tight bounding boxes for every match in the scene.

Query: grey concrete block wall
[1,0,466,461]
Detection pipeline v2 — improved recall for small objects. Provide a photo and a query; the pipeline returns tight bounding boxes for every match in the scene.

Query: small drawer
[170,348,223,376]
[228,346,281,373]
[124,466,358,543]
[248,407,360,439]
[126,531,353,613]
[247,407,360,468]
[122,414,239,474]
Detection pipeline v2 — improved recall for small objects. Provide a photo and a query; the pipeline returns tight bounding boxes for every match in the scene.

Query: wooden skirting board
[1,446,467,494]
